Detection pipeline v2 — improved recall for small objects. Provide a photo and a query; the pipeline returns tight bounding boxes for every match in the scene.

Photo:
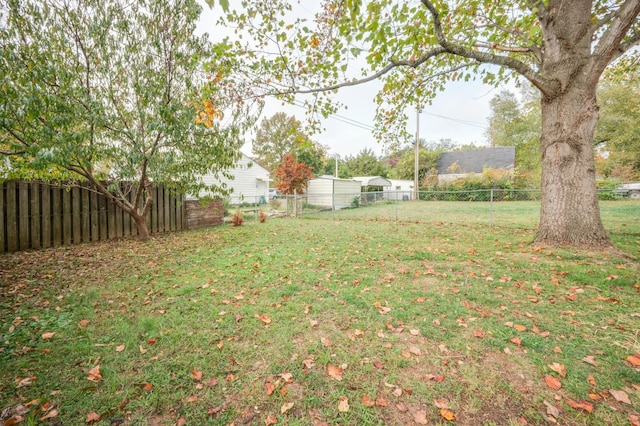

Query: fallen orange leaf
[426,374,445,382]
[87,366,102,382]
[264,383,276,395]
[86,412,100,423]
[191,369,203,381]
[39,409,59,421]
[565,399,593,413]
[375,397,388,407]
[115,344,125,352]
[626,354,640,367]
[440,408,456,421]
[255,314,272,324]
[41,332,56,340]
[264,414,278,425]
[544,375,561,390]
[361,395,375,407]
[320,337,332,347]
[327,364,343,381]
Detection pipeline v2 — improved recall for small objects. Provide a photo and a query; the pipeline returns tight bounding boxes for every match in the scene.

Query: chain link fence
[275,189,633,230]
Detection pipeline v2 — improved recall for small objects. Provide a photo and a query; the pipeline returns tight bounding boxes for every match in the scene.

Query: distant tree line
[260,76,639,192]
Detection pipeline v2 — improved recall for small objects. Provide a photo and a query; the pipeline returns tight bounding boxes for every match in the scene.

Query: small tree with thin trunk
[0,0,256,240]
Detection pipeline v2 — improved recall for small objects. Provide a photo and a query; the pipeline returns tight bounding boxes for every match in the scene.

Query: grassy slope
[1,201,639,425]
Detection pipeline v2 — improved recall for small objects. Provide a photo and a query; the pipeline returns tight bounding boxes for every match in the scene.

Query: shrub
[230,210,244,226]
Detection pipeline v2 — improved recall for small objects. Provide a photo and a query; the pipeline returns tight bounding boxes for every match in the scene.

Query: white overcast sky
[197,1,514,158]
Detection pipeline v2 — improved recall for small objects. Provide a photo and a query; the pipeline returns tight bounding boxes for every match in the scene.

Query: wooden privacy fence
[0,180,186,253]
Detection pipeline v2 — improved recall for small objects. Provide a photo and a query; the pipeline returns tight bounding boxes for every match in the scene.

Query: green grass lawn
[1,201,639,425]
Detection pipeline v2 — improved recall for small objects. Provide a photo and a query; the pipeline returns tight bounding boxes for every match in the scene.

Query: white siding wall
[307,178,361,209]
[384,179,415,200]
[189,153,270,204]
[307,178,334,207]
[333,180,361,209]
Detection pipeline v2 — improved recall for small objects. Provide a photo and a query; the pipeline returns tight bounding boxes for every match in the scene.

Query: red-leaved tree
[275,153,313,195]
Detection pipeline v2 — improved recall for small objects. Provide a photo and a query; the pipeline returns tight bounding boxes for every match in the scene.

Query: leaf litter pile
[0,216,639,425]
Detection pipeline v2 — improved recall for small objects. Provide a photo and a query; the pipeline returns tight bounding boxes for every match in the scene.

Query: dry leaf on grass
[433,399,449,409]
[440,408,456,421]
[609,389,631,404]
[548,362,567,377]
[338,397,349,412]
[361,395,375,407]
[264,415,278,425]
[264,382,276,395]
[39,409,59,421]
[414,410,428,425]
[326,364,343,381]
[280,402,294,414]
[626,354,640,367]
[191,369,203,381]
[544,375,561,390]
[87,366,102,382]
[255,314,271,324]
[86,412,100,423]
[565,399,593,413]
[544,400,560,419]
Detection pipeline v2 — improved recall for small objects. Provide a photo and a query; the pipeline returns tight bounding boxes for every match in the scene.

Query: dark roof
[437,147,516,174]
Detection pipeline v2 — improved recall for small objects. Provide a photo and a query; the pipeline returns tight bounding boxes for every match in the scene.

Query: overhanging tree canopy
[0,0,258,240]
[212,0,640,249]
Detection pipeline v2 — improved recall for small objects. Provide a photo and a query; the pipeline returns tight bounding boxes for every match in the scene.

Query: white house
[189,152,271,205]
[306,176,361,209]
[384,179,415,200]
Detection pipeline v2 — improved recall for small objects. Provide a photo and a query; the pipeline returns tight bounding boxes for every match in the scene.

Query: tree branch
[420,0,557,97]
[590,0,640,86]
[615,31,640,59]
[289,46,447,95]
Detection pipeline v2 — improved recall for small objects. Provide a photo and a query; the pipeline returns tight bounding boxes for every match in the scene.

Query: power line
[423,111,487,129]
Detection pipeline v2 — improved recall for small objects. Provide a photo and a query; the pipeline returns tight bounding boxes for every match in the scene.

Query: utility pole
[334,154,339,178]
[414,109,420,201]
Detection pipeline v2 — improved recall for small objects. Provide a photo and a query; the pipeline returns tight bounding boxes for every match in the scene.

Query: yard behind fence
[282,189,638,233]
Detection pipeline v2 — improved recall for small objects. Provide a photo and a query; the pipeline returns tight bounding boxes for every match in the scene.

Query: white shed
[384,179,415,200]
[306,176,361,209]
[351,176,392,191]
[189,152,271,205]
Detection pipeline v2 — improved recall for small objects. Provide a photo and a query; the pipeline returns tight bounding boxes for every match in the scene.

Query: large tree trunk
[535,84,612,248]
